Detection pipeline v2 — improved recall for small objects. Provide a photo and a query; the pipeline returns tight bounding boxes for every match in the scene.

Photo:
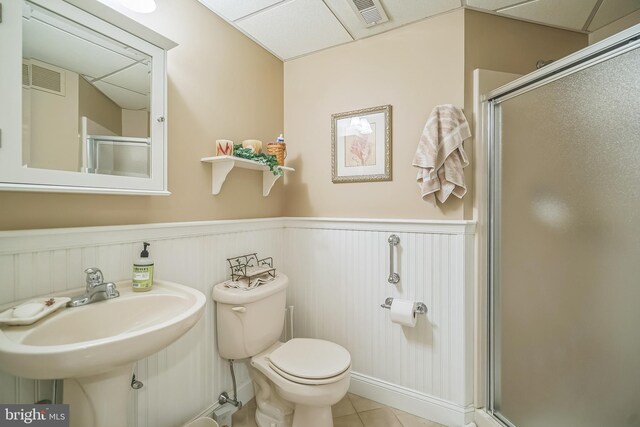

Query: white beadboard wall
[282,218,476,426]
[0,218,285,427]
[0,217,475,427]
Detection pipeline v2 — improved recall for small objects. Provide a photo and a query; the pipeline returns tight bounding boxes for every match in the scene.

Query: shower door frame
[484,24,640,427]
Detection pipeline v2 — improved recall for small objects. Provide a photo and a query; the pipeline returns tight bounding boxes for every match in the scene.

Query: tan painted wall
[0,0,284,230]
[283,9,587,220]
[463,10,588,220]
[78,76,122,136]
[3,2,592,229]
[122,109,149,138]
[284,10,466,219]
[25,69,81,172]
[589,9,640,44]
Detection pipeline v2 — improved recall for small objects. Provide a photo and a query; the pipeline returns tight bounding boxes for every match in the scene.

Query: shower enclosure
[486,25,640,427]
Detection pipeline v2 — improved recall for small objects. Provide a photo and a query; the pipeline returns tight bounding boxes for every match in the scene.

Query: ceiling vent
[22,59,66,96]
[349,0,389,27]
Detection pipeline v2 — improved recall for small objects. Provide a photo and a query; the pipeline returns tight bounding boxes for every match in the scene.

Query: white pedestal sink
[0,280,206,427]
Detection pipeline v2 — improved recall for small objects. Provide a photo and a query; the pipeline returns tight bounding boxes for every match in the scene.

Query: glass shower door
[488,38,640,427]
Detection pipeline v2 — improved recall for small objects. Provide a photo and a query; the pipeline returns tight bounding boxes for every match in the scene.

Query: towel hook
[388,234,400,284]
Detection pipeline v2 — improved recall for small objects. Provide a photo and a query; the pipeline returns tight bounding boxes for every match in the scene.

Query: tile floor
[231,393,445,427]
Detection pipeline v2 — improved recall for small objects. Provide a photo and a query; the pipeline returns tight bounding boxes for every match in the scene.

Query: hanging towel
[412,104,471,205]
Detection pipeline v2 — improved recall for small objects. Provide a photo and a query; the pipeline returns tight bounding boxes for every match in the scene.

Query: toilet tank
[212,273,288,360]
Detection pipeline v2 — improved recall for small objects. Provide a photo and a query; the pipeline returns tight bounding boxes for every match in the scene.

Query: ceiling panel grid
[235,0,353,60]
[588,0,640,30]
[198,0,640,60]
[323,0,461,40]
[198,0,285,21]
[498,0,600,31]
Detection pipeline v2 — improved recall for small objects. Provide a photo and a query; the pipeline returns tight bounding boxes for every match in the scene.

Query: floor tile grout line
[392,409,405,427]
[352,403,406,426]
[242,393,438,426]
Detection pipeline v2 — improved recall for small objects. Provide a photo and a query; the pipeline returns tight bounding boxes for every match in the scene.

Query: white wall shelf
[200,156,294,196]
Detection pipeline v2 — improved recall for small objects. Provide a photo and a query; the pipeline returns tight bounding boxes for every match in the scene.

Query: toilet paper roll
[390,299,417,327]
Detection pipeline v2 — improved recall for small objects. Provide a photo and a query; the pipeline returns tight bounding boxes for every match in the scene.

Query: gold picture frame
[331,105,392,183]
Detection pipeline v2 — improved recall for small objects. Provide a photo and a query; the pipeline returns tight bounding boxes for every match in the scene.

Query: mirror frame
[0,0,176,195]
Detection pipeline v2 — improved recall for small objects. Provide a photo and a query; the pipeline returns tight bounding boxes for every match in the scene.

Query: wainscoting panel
[0,218,474,426]
[0,219,285,427]
[282,219,475,425]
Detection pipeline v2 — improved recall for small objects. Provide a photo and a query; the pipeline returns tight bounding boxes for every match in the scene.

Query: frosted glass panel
[494,47,640,427]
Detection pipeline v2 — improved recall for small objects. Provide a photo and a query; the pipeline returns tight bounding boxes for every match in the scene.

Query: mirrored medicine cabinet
[0,0,176,194]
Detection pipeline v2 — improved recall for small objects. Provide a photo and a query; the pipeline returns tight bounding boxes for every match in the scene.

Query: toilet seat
[267,338,351,385]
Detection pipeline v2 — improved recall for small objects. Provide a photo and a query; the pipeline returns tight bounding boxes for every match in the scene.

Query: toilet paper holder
[380,297,427,315]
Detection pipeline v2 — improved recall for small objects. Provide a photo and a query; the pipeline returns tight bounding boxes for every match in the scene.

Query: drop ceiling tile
[236,0,353,60]
[100,62,151,95]
[324,0,461,40]
[588,0,640,31]
[498,0,599,30]
[198,0,285,22]
[466,0,526,11]
[93,81,149,110]
[23,17,135,79]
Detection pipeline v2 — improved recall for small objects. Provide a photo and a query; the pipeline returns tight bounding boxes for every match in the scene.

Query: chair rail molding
[0,216,475,427]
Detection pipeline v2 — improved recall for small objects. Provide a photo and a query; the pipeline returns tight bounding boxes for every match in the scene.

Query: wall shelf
[200,156,294,196]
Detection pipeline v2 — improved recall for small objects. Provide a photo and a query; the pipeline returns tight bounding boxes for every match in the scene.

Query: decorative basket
[266,143,287,166]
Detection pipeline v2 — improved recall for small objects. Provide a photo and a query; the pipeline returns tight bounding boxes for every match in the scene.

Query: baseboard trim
[236,379,255,407]
[186,379,254,423]
[349,372,474,427]
[474,409,504,427]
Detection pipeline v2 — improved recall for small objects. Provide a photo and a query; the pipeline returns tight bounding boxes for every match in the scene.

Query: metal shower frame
[484,24,640,427]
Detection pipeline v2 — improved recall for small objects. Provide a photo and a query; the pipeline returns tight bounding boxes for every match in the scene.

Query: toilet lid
[268,338,351,380]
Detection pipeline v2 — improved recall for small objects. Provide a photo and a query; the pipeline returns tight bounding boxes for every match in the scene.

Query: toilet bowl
[251,339,351,427]
[212,273,351,427]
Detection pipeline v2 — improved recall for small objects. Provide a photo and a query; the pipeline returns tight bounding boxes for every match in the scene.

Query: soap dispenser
[132,242,154,292]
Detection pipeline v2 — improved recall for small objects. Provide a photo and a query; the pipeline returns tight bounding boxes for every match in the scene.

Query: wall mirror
[0,0,176,194]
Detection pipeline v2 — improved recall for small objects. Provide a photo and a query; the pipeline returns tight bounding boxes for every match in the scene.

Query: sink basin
[0,279,206,427]
[0,279,205,379]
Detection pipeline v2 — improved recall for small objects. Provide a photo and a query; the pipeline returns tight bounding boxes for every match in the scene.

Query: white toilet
[212,273,351,427]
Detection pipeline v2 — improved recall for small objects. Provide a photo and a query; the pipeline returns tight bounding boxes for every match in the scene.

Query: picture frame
[331,105,392,183]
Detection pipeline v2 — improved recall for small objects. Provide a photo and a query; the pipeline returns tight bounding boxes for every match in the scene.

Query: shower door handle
[388,234,400,284]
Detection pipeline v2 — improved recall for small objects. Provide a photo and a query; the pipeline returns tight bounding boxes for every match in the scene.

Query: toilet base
[251,366,293,427]
[292,404,333,427]
[255,408,289,427]
[250,364,340,427]
[249,342,350,427]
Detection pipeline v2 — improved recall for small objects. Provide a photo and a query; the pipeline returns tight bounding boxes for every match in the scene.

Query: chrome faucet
[67,268,120,307]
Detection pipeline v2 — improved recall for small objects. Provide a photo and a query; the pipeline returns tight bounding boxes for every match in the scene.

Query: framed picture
[331,105,391,183]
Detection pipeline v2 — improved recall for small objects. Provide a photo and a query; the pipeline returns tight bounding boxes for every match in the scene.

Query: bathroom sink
[0,279,206,379]
[0,279,206,427]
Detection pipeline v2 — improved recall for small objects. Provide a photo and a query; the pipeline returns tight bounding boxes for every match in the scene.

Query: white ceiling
[23,3,151,110]
[198,0,640,61]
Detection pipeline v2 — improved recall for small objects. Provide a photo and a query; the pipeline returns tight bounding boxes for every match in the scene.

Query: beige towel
[412,104,471,205]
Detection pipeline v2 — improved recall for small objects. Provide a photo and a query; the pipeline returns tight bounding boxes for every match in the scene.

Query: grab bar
[388,234,400,284]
